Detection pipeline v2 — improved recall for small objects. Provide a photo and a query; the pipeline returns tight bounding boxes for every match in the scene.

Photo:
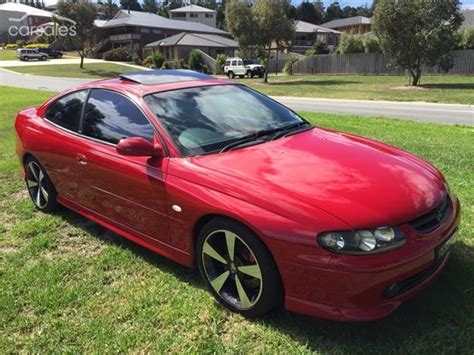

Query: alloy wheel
[26,161,49,209]
[201,229,263,310]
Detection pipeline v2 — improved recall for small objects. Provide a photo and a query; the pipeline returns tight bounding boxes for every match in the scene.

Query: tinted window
[144,85,303,156]
[82,90,155,144]
[45,90,87,132]
[231,60,236,66]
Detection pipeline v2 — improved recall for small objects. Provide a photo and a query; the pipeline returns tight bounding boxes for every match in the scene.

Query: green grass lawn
[6,63,141,79]
[0,50,17,61]
[0,86,473,353]
[237,74,474,105]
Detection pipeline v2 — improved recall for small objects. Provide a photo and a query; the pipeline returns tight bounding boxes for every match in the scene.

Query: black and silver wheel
[197,218,283,316]
[228,71,235,79]
[25,157,58,212]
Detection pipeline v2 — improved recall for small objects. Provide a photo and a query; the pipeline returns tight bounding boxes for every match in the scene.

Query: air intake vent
[409,197,451,234]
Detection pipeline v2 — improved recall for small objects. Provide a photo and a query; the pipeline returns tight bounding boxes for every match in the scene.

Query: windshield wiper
[271,122,312,141]
[219,133,263,153]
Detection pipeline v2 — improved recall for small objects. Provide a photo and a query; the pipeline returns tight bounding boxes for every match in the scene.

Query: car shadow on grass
[55,207,204,289]
[55,207,473,352]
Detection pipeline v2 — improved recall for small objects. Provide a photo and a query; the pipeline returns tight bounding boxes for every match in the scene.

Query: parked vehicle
[224,57,265,78]
[15,70,460,321]
[38,47,63,59]
[16,48,48,61]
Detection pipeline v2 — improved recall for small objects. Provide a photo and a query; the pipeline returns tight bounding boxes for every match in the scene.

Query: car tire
[24,56,29,61]
[24,157,58,213]
[197,217,283,317]
[247,70,253,78]
[228,71,235,79]
[41,56,47,61]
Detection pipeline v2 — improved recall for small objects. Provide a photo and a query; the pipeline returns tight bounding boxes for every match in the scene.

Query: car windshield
[144,85,305,156]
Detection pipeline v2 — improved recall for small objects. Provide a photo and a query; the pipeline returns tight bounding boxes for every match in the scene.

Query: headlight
[318,227,405,254]
[445,181,456,199]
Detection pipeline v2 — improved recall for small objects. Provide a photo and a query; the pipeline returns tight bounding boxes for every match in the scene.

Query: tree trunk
[79,50,84,69]
[263,46,271,84]
[409,62,422,86]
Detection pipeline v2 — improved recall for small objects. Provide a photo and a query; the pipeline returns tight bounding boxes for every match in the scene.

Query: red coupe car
[15,70,460,321]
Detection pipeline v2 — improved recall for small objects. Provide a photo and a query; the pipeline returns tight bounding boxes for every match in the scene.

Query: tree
[120,0,142,11]
[57,1,97,69]
[104,0,119,20]
[374,0,463,86]
[325,1,343,22]
[143,0,159,13]
[296,2,321,24]
[226,0,294,83]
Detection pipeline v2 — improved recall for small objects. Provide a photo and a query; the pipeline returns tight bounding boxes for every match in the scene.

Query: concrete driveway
[0,68,472,125]
[0,57,111,68]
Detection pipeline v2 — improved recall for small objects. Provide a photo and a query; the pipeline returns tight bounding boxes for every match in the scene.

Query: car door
[236,59,246,75]
[36,90,89,202]
[76,89,170,244]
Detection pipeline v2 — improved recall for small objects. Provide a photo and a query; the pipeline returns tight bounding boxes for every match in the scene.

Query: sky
[42,0,474,10]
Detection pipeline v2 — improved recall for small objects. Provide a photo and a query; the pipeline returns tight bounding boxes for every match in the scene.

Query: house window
[140,28,151,34]
[205,13,213,18]
[172,13,186,18]
[152,29,161,34]
[189,13,198,18]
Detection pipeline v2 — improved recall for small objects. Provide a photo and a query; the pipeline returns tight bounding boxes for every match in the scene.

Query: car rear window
[45,90,87,132]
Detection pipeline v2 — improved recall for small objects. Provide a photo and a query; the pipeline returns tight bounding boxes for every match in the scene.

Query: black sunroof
[119,69,214,85]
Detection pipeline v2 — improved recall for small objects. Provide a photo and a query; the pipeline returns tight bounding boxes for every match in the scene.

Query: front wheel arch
[192,214,282,278]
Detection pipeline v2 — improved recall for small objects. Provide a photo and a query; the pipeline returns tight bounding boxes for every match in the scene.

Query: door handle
[76,153,88,165]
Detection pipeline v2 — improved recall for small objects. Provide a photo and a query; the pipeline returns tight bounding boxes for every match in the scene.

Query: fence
[267,51,304,74]
[292,50,474,75]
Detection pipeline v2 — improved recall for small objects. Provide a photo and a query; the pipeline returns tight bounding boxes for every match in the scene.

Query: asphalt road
[0,68,472,126]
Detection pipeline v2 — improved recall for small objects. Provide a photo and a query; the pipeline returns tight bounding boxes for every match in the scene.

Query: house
[322,16,372,35]
[143,32,237,60]
[94,10,229,54]
[291,20,341,54]
[169,5,216,28]
[461,9,474,29]
[0,2,52,42]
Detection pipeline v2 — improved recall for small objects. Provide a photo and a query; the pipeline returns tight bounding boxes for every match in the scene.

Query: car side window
[231,60,236,66]
[45,90,87,132]
[82,89,155,145]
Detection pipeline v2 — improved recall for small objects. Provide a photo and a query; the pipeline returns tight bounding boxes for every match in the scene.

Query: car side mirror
[116,137,163,158]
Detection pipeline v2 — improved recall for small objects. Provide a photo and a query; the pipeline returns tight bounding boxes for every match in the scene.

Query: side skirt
[58,196,193,267]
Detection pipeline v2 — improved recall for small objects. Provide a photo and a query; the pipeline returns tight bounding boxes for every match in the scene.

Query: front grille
[409,197,451,234]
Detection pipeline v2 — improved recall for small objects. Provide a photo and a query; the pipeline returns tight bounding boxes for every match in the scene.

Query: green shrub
[363,36,381,53]
[336,33,364,54]
[283,57,299,75]
[461,27,474,49]
[103,47,129,61]
[131,51,141,65]
[161,60,180,69]
[304,48,316,56]
[24,43,49,49]
[188,50,203,72]
[5,44,16,49]
[142,55,153,68]
[215,53,227,74]
[16,40,25,49]
[151,52,165,69]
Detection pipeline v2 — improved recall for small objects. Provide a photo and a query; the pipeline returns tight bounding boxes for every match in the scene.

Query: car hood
[183,128,445,229]
[246,64,263,69]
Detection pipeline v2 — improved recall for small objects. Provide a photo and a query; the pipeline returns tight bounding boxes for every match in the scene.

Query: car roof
[71,69,232,97]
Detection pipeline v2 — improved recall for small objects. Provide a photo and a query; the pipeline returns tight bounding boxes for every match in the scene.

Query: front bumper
[281,198,461,321]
